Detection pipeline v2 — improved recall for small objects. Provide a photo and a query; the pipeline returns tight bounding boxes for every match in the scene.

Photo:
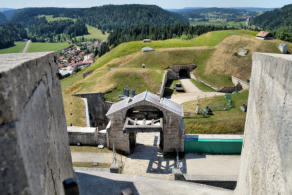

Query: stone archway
[125,105,164,154]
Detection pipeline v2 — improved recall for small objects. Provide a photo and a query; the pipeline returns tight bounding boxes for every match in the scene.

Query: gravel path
[22,40,31,53]
[171,78,223,104]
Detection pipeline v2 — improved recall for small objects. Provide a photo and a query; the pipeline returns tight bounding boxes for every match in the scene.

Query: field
[0,42,26,54]
[183,90,249,134]
[76,25,109,41]
[27,42,70,53]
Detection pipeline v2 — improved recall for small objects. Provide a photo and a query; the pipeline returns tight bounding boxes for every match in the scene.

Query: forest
[0,24,27,49]
[108,24,229,46]
[8,5,187,32]
[250,4,292,42]
[28,18,88,42]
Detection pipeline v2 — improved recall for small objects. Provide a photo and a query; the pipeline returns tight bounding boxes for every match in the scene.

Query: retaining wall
[73,92,113,128]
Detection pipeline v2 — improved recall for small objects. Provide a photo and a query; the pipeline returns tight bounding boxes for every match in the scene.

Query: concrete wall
[0,53,74,195]
[236,53,292,195]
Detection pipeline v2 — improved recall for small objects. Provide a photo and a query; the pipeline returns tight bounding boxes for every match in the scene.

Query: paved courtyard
[71,133,240,180]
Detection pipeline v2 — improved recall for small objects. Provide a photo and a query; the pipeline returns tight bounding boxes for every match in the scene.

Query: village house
[256,31,273,40]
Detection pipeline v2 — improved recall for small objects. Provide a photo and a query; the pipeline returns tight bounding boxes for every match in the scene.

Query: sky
[0,0,291,9]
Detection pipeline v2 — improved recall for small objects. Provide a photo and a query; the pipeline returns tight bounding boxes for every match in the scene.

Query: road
[170,78,224,104]
[22,40,31,53]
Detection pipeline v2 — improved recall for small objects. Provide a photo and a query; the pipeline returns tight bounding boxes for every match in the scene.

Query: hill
[250,4,292,41]
[60,30,292,127]
[9,5,187,32]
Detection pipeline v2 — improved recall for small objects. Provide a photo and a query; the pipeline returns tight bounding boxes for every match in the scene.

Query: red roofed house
[256,31,273,40]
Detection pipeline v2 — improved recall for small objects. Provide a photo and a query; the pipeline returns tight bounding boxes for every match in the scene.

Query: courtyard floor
[71,132,240,180]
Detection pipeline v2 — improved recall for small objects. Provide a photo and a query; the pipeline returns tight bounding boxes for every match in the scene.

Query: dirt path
[171,78,223,104]
[22,40,31,53]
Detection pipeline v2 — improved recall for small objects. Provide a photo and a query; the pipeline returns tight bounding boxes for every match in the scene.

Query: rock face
[0,53,74,195]
[236,53,292,194]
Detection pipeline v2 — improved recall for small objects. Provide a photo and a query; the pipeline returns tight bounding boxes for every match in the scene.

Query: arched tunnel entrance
[179,69,190,78]
[124,105,164,153]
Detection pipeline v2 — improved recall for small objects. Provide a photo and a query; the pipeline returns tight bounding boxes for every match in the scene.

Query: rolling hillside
[61,30,291,127]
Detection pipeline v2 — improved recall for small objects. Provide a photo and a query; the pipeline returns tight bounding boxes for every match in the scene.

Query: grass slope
[87,30,255,72]
[0,42,26,54]
[27,42,70,52]
[183,90,249,134]
[199,35,292,87]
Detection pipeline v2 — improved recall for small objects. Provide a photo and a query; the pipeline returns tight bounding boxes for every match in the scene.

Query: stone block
[0,53,74,195]
[236,53,292,194]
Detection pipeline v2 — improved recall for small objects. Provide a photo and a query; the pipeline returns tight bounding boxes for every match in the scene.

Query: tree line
[108,24,230,47]
[0,24,27,49]
[8,5,187,32]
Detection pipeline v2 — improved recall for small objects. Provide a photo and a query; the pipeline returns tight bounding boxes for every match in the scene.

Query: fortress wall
[74,93,112,128]
[0,53,74,195]
[236,53,292,194]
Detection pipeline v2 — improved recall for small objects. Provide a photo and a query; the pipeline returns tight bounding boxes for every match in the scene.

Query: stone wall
[169,65,196,77]
[231,76,249,90]
[160,70,177,98]
[236,53,292,194]
[0,53,74,195]
[68,126,97,145]
[74,93,113,128]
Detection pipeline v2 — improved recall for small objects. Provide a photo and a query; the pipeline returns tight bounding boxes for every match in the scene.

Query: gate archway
[124,105,164,153]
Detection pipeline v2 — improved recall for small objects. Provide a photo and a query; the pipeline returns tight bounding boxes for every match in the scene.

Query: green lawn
[76,25,109,41]
[191,79,216,92]
[183,90,249,134]
[0,42,26,54]
[122,48,213,70]
[27,42,70,52]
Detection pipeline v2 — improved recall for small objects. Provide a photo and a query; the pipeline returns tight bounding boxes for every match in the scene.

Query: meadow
[0,42,26,54]
[27,42,70,52]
